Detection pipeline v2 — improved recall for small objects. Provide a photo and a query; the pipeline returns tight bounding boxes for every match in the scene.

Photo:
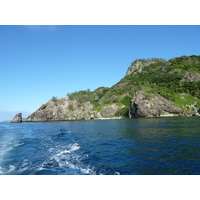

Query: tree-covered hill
[27,55,200,121]
[66,55,200,116]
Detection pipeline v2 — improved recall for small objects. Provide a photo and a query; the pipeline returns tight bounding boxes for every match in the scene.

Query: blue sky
[0,25,200,121]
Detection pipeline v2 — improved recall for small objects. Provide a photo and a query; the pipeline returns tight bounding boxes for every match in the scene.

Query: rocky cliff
[27,55,200,121]
[27,90,198,122]
[26,98,123,121]
[11,113,22,123]
[129,91,188,118]
[126,59,157,75]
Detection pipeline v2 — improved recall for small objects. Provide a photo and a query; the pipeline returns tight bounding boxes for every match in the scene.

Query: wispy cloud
[0,104,8,108]
[24,25,57,32]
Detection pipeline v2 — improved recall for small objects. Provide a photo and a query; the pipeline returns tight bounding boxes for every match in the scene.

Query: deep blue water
[0,117,200,175]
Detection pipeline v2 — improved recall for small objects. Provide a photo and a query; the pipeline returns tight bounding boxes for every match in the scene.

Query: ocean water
[0,117,200,175]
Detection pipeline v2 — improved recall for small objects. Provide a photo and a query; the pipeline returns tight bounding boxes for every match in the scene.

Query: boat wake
[0,125,120,175]
[36,142,97,175]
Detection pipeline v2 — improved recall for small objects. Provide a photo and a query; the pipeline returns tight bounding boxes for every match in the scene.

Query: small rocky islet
[11,113,22,123]
[26,55,200,122]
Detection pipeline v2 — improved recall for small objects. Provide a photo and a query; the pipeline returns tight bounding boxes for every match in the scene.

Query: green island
[27,55,200,121]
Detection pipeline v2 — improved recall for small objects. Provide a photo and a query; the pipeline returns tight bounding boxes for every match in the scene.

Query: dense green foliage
[117,56,200,100]
[183,81,200,98]
[168,55,200,73]
[66,55,200,116]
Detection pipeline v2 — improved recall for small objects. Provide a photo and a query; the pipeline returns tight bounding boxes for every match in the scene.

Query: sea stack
[11,113,22,123]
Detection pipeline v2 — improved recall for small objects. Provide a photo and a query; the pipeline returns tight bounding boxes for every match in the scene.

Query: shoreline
[22,115,200,123]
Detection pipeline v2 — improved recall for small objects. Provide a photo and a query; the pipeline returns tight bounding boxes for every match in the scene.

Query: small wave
[0,165,16,175]
[64,162,96,175]
[57,150,71,156]
[36,142,97,175]
[57,132,66,137]
[13,142,25,147]
[57,130,71,137]
[0,141,24,153]
[7,165,16,173]
[68,143,80,152]
[56,143,80,156]
[0,166,4,174]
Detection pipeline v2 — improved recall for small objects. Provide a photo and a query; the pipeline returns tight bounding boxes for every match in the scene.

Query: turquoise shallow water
[0,117,200,175]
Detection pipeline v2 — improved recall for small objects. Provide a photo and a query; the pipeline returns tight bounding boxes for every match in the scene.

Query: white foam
[0,141,24,160]
[63,161,95,175]
[0,167,4,174]
[7,165,15,173]
[21,159,29,167]
[0,146,13,159]
[68,143,80,152]
[13,142,24,147]
[48,147,55,153]
[35,142,99,175]
[57,150,70,156]
[57,143,80,156]
[79,166,95,174]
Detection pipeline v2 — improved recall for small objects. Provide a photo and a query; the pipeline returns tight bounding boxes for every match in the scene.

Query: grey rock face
[11,113,22,123]
[26,96,124,122]
[27,98,102,121]
[26,91,196,121]
[183,71,200,82]
[101,104,122,118]
[126,61,156,76]
[129,91,187,118]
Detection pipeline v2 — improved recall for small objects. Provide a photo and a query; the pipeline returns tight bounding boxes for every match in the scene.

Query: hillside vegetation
[66,55,200,117]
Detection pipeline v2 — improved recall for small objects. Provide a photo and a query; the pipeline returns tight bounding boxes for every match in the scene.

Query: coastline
[24,115,200,123]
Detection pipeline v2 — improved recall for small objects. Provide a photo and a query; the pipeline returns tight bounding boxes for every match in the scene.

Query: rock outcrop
[126,60,156,75]
[101,104,123,118]
[26,97,125,122]
[27,98,98,121]
[11,113,22,123]
[27,91,193,122]
[182,71,200,82]
[129,91,188,118]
